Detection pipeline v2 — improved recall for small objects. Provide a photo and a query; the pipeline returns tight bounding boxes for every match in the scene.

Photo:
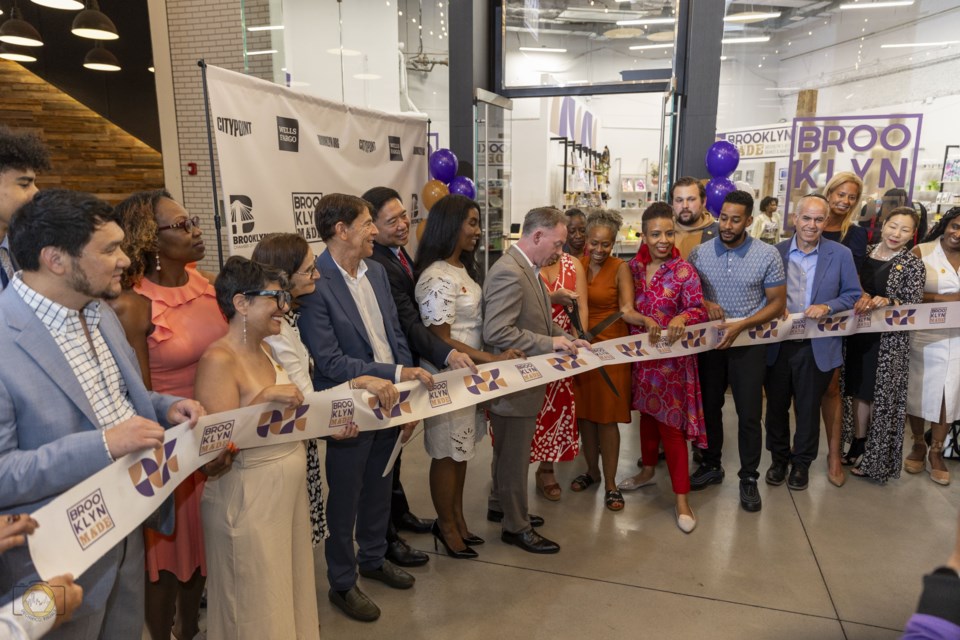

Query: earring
[155,253,161,272]
[242,314,247,344]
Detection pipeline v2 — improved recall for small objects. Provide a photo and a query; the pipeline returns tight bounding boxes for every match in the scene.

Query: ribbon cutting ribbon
[564,300,624,397]
[24,301,960,581]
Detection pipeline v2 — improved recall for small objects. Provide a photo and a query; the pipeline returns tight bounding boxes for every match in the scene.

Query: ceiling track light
[72,0,118,41]
[83,42,120,70]
[723,11,781,23]
[0,2,44,47]
[721,36,771,44]
[839,1,914,8]
[31,0,83,9]
[0,42,37,61]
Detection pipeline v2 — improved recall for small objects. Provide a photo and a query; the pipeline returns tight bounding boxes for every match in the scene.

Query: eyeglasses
[293,264,318,277]
[157,216,201,233]
[243,289,293,310]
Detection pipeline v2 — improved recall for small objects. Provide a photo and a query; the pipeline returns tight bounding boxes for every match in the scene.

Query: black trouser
[385,449,411,543]
[698,344,767,480]
[763,340,835,469]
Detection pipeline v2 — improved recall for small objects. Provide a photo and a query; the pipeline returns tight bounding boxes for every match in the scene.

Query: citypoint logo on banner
[229,195,267,248]
[292,192,324,242]
[216,116,252,137]
[277,116,299,152]
[389,136,403,161]
[785,114,922,213]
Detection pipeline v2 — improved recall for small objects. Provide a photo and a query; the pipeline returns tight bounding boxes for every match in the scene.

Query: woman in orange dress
[569,210,634,511]
[112,190,227,640]
[529,245,588,501]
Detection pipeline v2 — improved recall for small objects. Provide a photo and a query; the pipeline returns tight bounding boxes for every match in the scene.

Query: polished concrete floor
[317,401,959,640]
[163,399,958,639]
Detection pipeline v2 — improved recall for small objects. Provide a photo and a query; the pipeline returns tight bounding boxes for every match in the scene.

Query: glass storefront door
[475,89,513,275]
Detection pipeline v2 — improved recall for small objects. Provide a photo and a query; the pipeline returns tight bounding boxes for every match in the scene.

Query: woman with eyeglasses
[195,256,319,639]
[252,233,394,553]
[111,190,227,640]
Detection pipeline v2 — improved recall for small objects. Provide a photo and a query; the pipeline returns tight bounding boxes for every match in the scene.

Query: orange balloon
[422,179,449,211]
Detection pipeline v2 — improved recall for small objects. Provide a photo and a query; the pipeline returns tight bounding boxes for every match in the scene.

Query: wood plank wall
[0,59,164,205]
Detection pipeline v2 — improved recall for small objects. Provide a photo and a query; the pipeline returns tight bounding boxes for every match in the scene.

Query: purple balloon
[705,140,740,179]
[705,177,736,217]
[448,176,476,199]
[429,149,459,184]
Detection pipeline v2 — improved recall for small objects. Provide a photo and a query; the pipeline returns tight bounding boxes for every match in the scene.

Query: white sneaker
[675,506,696,534]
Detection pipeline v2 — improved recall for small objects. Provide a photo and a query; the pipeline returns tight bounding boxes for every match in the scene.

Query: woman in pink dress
[112,189,227,640]
[618,203,708,533]
[529,249,588,500]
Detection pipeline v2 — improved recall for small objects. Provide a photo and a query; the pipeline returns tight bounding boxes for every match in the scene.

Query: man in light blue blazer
[297,193,433,623]
[0,190,203,639]
[764,193,862,492]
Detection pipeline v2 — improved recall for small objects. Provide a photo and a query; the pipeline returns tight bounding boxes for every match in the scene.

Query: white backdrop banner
[26,302,960,581]
[205,64,429,258]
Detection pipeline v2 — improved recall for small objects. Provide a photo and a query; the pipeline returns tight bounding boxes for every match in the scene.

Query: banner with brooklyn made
[25,302,960,582]
[205,64,429,258]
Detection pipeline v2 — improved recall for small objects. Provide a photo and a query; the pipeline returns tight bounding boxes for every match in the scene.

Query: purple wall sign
[784,113,923,214]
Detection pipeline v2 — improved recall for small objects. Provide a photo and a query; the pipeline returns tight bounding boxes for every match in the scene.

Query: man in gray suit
[482,206,588,554]
[0,189,205,639]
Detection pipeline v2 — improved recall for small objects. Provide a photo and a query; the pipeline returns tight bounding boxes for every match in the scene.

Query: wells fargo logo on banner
[785,114,922,213]
[129,440,180,498]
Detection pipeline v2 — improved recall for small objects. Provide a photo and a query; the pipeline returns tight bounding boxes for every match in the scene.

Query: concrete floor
[165,398,959,639]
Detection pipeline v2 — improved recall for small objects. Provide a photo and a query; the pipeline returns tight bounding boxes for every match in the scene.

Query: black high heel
[462,532,485,546]
[841,437,867,466]
[431,521,478,559]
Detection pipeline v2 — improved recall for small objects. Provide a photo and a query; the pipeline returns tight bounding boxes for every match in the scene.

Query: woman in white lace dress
[414,195,523,558]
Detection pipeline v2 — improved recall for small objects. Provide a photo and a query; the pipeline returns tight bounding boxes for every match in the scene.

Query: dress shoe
[462,533,485,546]
[500,529,560,554]
[328,586,380,622]
[739,478,762,512]
[765,461,788,486]
[617,473,656,491]
[398,512,434,534]
[675,506,696,534]
[787,464,809,491]
[358,559,415,589]
[689,464,724,491]
[385,537,429,567]
[486,510,544,527]
[430,521,478,559]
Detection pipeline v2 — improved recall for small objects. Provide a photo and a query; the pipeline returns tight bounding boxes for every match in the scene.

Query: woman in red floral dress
[529,250,588,500]
[618,203,708,533]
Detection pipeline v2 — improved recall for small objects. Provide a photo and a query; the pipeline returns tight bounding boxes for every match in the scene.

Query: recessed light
[148,65,154,72]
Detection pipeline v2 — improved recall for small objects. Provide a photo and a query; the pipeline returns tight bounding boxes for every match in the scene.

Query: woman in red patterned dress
[618,203,708,533]
[529,247,588,500]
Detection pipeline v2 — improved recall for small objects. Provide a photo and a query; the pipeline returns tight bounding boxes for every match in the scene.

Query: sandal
[605,490,625,512]
[570,473,597,492]
[904,431,927,474]
[536,468,562,501]
[841,437,867,466]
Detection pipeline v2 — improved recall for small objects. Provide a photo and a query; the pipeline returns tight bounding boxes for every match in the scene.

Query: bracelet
[101,428,115,463]
[348,378,356,390]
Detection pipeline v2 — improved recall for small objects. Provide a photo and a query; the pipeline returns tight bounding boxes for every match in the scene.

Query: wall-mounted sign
[785,113,923,213]
[716,124,792,160]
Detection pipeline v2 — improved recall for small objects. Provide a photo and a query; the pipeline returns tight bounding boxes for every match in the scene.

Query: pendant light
[0,2,44,47]
[0,42,37,61]
[31,0,84,9]
[83,42,120,70]
[72,0,117,40]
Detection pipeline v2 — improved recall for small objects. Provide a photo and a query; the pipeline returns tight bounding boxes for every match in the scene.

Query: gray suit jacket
[482,245,566,417]
[0,285,180,635]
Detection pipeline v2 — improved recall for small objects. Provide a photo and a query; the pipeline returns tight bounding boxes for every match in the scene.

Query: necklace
[871,245,897,262]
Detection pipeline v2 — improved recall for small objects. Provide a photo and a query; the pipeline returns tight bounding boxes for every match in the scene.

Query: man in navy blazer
[764,193,862,491]
[0,190,203,639]
[297,193,433,623]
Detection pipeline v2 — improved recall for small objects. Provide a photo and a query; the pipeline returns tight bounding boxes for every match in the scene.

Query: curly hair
[113,189,171,289]
[585,208,623,235]
[0,126,51,173]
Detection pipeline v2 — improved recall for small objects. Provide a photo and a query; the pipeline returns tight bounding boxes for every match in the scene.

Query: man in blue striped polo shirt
[688,190,786,512]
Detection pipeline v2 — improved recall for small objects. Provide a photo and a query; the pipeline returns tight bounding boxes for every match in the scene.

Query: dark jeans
[698,344,767,480]
[763,341,835,468]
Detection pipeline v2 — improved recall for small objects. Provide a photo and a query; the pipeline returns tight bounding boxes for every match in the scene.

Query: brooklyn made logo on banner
[389,136,403,161]
[229,195,267,247]
[317,134,340,149]
[277,116,299,152]
[292,192,324,241]
[68,489,115,550]
[217,116,252,137]
[359,139,376,153]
